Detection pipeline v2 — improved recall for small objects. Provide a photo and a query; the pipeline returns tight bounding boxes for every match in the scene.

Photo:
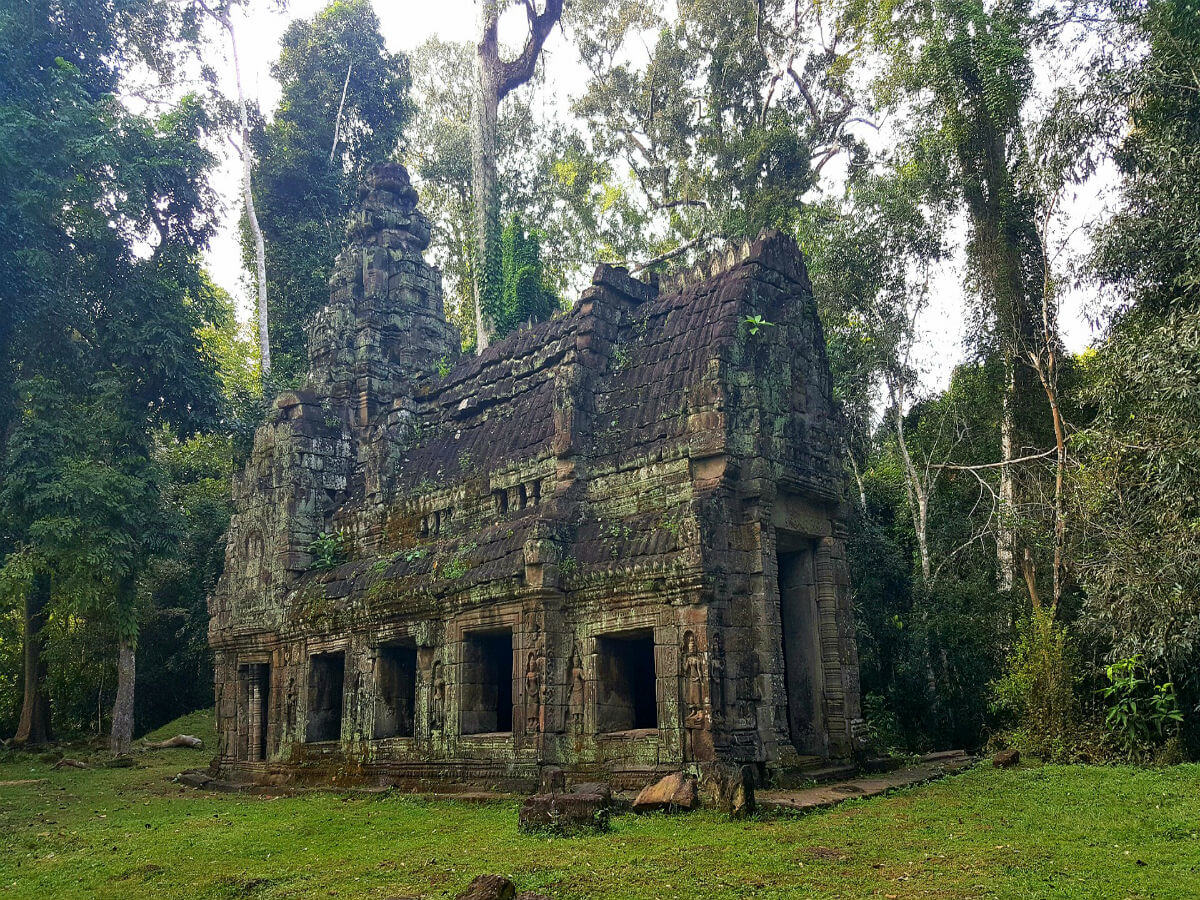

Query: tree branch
[329,61,353,166]
[630,233,713,274]
[497,0,565,101]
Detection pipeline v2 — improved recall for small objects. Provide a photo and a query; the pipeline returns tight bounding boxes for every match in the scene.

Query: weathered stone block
[455,875,515,900]
[518,793,610,835]
[632,773,696,813]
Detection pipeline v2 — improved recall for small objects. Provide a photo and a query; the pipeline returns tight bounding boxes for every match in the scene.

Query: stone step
[758,750,974,814]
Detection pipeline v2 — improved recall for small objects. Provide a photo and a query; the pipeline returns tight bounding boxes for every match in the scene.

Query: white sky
[205,0,1108,395]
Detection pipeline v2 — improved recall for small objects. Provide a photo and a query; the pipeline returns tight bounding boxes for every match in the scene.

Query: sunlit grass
[1,710,1198,898]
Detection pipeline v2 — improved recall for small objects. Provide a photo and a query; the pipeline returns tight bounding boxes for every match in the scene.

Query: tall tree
[0,0,221,752]
[251,0,412,383]
[874,0,1054,593]
[409,37,606,349]
[1076,0,1200,707]
[195,0,273,379]
[572,0,870,269]
[471,0,565,351]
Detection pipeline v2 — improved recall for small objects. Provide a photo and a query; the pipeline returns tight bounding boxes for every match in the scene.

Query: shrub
[991,608,1078,760]
[1100,655,1184,760]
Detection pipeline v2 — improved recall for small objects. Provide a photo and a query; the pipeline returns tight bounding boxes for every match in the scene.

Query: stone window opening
[494,489,508,516]
[460,629,514,735]
[517,483,528,510]
[238,662,270,762]
[306,651,345,743]
[529,480,541,506]
[374,643,417,739]
[596,629,658,733]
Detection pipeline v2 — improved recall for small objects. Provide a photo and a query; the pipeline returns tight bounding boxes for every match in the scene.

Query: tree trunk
[469,0,563,353]
[892,382,932,583]
[109,640,135,756]
[224,8,271,378]
[997,350,1017,593]
[471,0,503,353]
[12,571,51,746]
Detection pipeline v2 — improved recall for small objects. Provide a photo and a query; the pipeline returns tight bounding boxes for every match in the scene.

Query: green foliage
[1074,0,1200,753]
[740,315,775,336]
[249,0,412,383]
[488,214,560,339]
[308,530,351,572]
[572,0,869,261]
[0,603,19,736]
[991,608,1078,760]
[133,431,235,734]
[850,462,1009,751]
[1094,0,1200,317]
[408,39,610,350]
[1101,656,1184,760]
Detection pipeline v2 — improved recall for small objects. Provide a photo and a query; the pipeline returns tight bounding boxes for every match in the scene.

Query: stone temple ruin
[208,163,865,791]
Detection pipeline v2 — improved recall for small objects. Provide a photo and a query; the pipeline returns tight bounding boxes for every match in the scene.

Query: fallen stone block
[174,770,213,789]
[456,874,515,900]
[538,766,565,794]
[518,792,609,835]
[145,734,203,749]
[697,762,755,816]
[569,781,611,804]
[992,749,1020,768]
[633,772,696,813]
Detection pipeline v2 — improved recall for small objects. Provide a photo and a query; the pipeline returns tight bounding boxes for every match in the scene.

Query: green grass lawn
[2,711,1198,899]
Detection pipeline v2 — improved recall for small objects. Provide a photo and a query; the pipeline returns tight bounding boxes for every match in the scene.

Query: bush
[991,608,1078,760]
[1100,655,1184,761]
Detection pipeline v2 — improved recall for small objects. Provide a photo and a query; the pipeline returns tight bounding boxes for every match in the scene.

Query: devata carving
[207,163,865,789]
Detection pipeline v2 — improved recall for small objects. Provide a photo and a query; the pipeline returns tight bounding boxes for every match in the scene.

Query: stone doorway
[461,629,514,735]
[777,533,826,755]
[306,651,345,743]
[374,644,417,739]
[596,629,658,732]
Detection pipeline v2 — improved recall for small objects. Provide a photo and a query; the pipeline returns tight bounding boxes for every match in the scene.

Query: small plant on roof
[742,314,775,336]
[308,529,350,571]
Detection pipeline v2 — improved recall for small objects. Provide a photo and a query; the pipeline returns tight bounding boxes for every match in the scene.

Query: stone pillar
[247,667,264,763]
[814,537,847,749]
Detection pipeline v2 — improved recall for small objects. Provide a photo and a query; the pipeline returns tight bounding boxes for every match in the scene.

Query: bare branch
[497,0,565,101]
[630,233,713,274]
[329,62,353,166]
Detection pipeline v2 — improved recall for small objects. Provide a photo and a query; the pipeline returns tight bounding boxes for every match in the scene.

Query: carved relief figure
[710,631,726,726]
[683,630,706,729]
[525,645,545,733]
[430,660,445,731]
[284,675,298,740]
[567,647,585,731]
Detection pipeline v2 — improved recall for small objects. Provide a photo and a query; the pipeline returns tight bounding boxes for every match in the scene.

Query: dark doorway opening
[306,651,345,743]
[461,629,513,734]
[596,629,658,732]
[777,534,824,754]
[374,644,417,739]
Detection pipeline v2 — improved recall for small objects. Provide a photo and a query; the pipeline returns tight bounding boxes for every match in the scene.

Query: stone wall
[208,163,864,789]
